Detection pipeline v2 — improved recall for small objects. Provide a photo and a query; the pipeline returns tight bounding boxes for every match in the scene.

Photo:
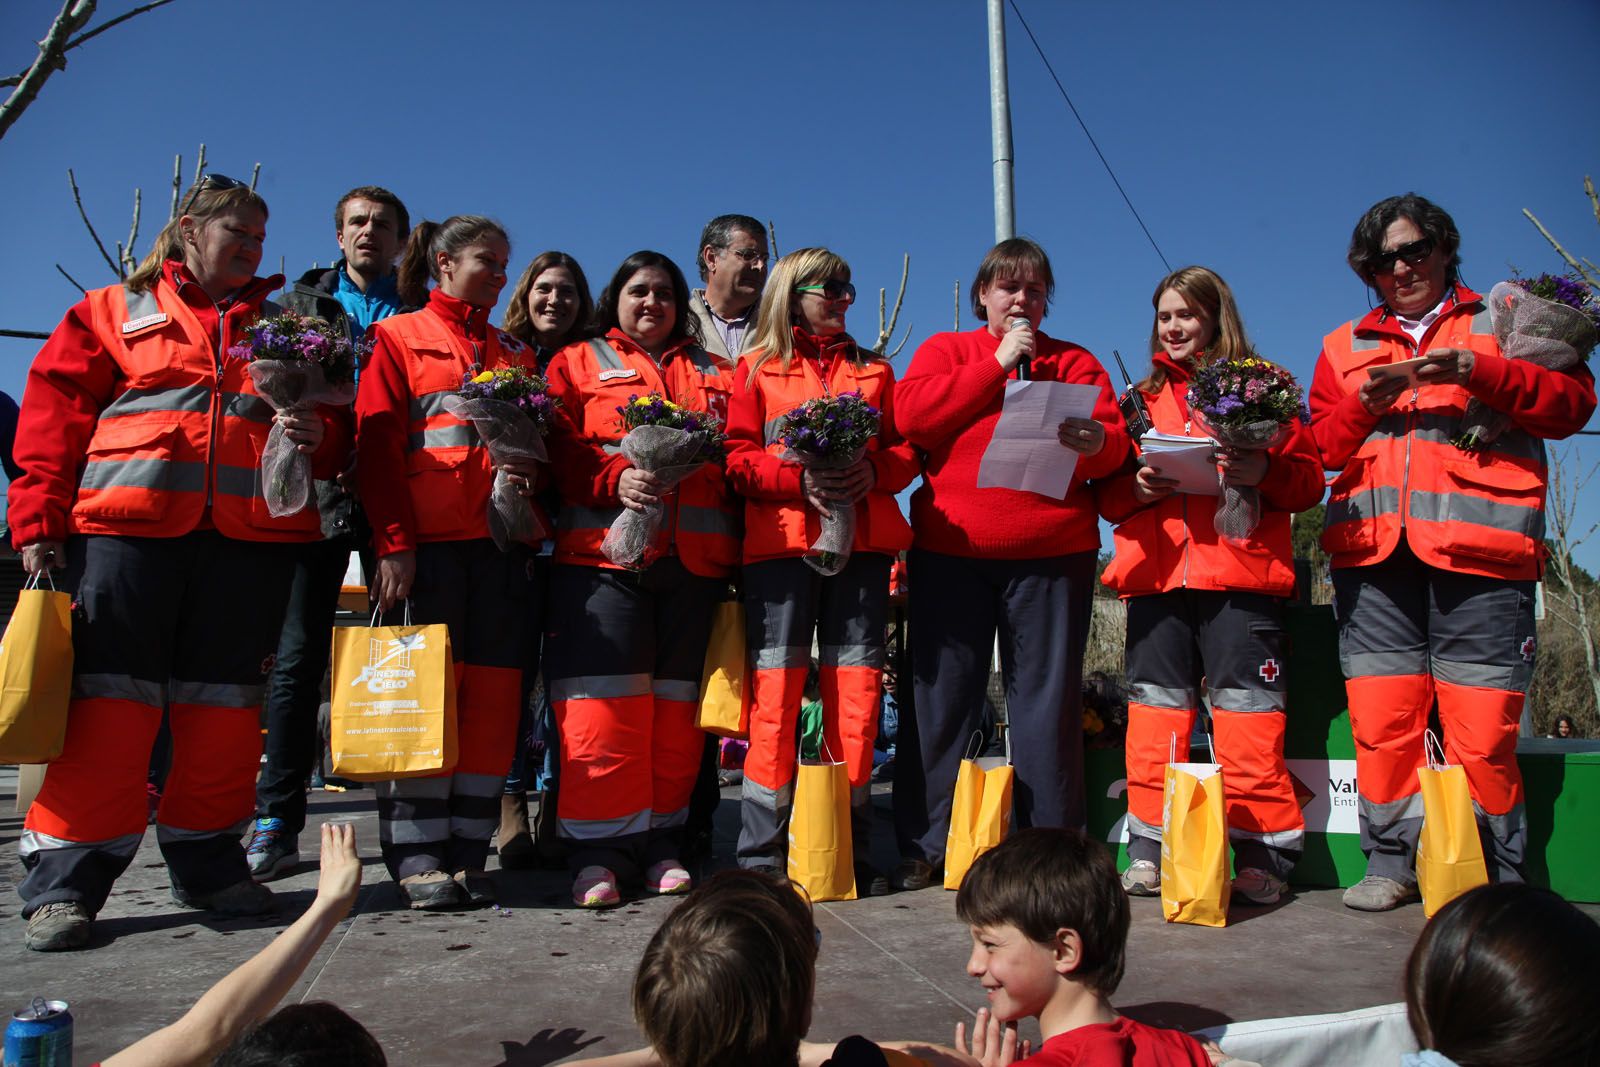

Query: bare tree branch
[1524,207,1600,289]
[191,143,206,186]
[67,168,121,278]
[1588,175,1599,228]
[249,162,261,191]
[767,219,779,260]
[0,329,52,340]
[58,0,175,54]
[169,152,182,219]
[54,263,88,294]
[122,186,140,275]
[0,0,96,142]
[871,254,912,357]
[954,280,961,331]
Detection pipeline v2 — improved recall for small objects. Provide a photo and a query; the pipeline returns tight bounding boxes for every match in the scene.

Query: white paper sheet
[1139,431,1221,496]
[976,380,1101,499]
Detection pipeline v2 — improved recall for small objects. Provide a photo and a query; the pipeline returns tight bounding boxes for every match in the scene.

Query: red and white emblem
[1520,637,1536,662]
[1258,658,1281,683]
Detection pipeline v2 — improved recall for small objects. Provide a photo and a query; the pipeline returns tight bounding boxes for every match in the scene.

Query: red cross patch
[1258,658,1280,683]
[1521,637,1536,662]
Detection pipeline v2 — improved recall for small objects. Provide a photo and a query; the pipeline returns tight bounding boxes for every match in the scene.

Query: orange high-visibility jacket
[368,307,545,546]
[1312,289,1596,581]
[546,330,740,576]
[21,277,341,542]
[725,345,919,565]
[1098,361,1323,597]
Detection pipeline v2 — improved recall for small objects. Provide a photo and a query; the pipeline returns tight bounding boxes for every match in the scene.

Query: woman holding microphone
[1097,266,1322,905]
[890,237,1129,892]
[724,247,920,894]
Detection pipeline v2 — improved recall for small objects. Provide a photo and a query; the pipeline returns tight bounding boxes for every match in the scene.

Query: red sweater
[894,326,1128,559]
[1026,1017,1211,1066]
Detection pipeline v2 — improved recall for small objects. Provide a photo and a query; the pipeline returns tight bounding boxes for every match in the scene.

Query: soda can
[4,998,73,1067]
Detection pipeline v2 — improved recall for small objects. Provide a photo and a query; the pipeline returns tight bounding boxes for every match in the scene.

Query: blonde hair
[745,247,877,385]
[1139,265,1255,395]
[125,180,269,293]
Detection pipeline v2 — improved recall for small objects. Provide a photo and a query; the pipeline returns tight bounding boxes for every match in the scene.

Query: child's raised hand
[314,821,363,916]
[954,1007,1027,1066]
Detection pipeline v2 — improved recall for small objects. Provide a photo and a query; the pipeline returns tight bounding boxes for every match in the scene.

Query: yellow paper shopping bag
[787,756,856,902]
[1417,730,1489,918]
[1160,735,1230,927]
[697,600,749,738]
[330,608,457,780]
[945,731,1014,890]
[0,577,75,764]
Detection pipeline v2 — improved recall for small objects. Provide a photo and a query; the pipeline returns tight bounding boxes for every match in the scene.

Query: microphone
[1009,316,1032,381]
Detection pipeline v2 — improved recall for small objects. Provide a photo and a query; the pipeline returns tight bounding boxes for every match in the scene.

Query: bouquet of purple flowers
[442,365,558,549]
[1187,356,1307,540]
[777,390,880,575]
[601,394,728,569]
[229,309,360,517]
[1456,274,1599,449]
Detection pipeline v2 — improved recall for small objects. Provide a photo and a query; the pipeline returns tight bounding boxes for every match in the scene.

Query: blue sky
[4,0,1599,567]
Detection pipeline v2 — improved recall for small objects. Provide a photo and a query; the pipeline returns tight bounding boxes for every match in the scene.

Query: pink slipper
[573,865,621,908]
[645,860,692,895]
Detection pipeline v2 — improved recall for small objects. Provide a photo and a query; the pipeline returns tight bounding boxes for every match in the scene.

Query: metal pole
[987,0,1015,242]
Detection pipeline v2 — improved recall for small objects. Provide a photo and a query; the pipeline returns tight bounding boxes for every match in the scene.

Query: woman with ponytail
[355,215,547,909]
[11,175,346,951]
[1096,266,1322,905]
[723,247,918,894]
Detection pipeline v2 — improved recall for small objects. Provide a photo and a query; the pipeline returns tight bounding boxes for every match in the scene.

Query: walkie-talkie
[1111,349,1153,440]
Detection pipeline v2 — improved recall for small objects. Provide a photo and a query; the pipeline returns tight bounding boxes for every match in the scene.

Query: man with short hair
[690,214,769,361]
[244,186,409,881]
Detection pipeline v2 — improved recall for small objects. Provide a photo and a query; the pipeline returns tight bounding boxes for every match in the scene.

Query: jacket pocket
[1321,456,1381,555]
[73,419,186,522]
[1433,459,1543,564]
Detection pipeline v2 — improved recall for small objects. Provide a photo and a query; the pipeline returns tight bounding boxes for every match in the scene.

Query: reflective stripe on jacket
[376,308,546,544]
[72,280,324,541]
[547,331,739,576]
[1317,298,1549,579]
[726,347,916,564]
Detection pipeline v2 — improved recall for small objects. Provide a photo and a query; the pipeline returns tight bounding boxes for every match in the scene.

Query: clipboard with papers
[1138,431,1221,496]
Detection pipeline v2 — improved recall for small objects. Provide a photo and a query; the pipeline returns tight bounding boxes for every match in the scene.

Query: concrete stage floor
[0,773,1478,1065]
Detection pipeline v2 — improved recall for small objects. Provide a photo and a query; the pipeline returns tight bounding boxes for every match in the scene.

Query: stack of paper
[1139,431,1220,496]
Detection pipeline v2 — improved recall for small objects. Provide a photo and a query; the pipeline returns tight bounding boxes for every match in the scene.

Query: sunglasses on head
[179,173,248,216]
[795,280,856,302]
[1371,237,1435,274]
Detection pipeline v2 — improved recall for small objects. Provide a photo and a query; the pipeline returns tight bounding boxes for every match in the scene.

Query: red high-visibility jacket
[546,329,739,577]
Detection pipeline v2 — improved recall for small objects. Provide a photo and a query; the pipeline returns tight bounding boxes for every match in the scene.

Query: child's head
[955,828,1129,1022]
[632,869,817,1067]
[1405,883,1600,1066]
[211,1002,385,1066]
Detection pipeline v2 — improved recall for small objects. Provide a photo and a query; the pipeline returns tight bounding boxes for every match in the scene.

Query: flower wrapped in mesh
[601,393,728,569]
[1186,355,1308,541]
[229,309,361,517]
[777,390,881,575]
[1455,276,1599,449]
[442,366,558,550]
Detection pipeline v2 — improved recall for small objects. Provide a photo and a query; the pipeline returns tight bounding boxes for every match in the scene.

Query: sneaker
[645,860,692,896]
[1233,867,1288,905]
[1121,859,1161,896]
[854,863,891,898]
[171,878,276,916]
[399,870,465,911]
[245,818,300,882]
[452,869,496,905]
[574,865,622,908]
[1342,875,1420,912]
[24,901,92,952]
[888,858,939,892]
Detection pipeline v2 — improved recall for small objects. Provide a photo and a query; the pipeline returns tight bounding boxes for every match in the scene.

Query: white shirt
[1395,298,1446,346]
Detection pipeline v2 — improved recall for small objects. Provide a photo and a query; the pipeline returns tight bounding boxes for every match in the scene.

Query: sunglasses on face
[179,173,248,216]
[795,280,856,302]
[1371,237,1435,274]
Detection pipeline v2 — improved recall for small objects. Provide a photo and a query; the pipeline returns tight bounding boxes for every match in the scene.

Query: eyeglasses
[179,173,248,216]
[723,246,769,265]
[1371,237,1435,274]
[795,280,856,302]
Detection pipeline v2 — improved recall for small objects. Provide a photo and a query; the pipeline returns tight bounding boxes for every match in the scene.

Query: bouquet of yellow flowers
[601,393,727,569]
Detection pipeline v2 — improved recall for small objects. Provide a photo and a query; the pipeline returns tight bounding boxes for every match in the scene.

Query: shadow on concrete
[1120,1001,1234,1032]
[486,1027,609,1066]
[1222,894,1293,926]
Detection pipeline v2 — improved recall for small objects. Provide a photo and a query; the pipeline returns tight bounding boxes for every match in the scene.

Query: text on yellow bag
[1160,736,1230,927]
[1416,730,1489,918]
[697,600,749,738]
[330,608,457,781]
[945,729,1013,890]
[0,577,75,764]
[787,755,856,902]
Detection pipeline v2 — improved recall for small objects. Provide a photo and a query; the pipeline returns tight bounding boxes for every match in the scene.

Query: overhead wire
[1005,0,1172,273]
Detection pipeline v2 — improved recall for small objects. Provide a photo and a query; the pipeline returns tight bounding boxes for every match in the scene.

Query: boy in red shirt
[953,829,1214,1066]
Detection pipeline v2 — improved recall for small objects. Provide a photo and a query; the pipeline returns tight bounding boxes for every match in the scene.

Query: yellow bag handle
[368,598,413,629]
[24,569,57,592]
[1424,728,1447,771]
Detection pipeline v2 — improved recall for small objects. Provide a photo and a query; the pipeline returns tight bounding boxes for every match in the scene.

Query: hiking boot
[400,870,465,911]
[1121,859,1161,896]
[574,866,622,908]
[1233,867,1288,905]
[644,860,692,896]
[495,793,535,871]
[172,878,276,916]
[1342,875,1420,912]
[25,901,91,952]
[245,817,300,882]
[452,869,496,905]
[855,863,891,898]
[889,858,939,892]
